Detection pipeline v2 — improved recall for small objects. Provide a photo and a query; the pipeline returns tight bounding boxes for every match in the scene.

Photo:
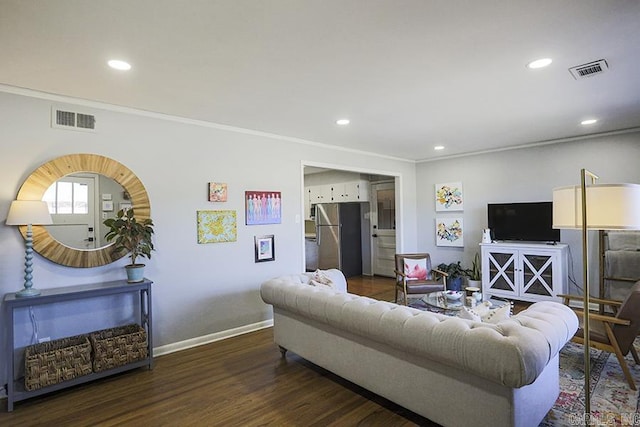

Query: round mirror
[15,154,151,267]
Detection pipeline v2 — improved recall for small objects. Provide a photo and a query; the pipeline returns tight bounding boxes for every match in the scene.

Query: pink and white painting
[245,191,281,225]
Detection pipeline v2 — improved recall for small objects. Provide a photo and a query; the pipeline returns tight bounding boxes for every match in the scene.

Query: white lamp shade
[553,183,640,230]
[6,200,53,226]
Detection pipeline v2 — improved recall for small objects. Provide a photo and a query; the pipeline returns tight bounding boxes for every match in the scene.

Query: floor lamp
[553,170,640,416]
[5,200,53,297]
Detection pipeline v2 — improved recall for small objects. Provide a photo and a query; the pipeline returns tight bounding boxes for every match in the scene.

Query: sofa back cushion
[261,276,578,388]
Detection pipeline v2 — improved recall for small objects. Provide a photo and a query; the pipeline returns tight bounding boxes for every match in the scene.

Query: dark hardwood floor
[1,275,439,426]
[346,274,397,302]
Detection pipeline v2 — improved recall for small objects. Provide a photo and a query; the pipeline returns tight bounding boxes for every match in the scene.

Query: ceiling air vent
[569,59,608,80]
[51,107,96,131]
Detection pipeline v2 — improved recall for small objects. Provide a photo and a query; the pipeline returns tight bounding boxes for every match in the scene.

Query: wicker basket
[89,324,148,372]
[24,334,93,391]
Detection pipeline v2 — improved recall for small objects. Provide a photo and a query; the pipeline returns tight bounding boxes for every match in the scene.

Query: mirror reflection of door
[42,175,97,249]
[371,182,396,277]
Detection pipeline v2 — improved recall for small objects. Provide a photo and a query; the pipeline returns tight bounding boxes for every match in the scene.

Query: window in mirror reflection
[43,181,89,214]
[42,175,97,249]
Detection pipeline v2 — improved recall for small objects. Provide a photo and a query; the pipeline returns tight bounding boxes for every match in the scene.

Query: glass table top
[420,291,507,313]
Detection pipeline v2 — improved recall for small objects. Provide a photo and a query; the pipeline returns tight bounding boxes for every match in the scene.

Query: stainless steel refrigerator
[315,203,362,278]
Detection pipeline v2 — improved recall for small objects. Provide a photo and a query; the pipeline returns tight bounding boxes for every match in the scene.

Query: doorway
[42,175,97,249]
[371,182,396,277]
[302,165,400,277]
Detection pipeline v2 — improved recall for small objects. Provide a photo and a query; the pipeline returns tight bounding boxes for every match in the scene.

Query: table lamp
[553,170,640,416]
[6,200,53,297]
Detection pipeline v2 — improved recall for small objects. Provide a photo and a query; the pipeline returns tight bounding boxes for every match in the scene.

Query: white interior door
[43,175,97,249]
[371,182,396,277]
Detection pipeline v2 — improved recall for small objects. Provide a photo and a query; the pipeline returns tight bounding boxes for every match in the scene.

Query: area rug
[407,299,640,425]
[541,340,640,426]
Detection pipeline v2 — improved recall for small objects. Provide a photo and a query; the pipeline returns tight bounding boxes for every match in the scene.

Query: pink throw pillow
[404,258,427,280]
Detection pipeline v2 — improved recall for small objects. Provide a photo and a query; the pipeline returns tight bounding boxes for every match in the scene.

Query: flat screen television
[487,201,560,242]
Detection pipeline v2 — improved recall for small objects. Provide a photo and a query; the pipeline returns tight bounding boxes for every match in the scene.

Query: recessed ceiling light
[107,59,132,71]
[434,145,445,151]
[526,58,552,69]
[336,119,350,126]
[581,119,597,125]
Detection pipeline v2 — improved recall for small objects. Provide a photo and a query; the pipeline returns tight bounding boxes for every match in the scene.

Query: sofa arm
[511,301,579,358]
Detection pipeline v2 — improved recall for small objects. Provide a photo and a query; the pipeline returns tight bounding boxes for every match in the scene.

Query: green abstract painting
[197,210,237,243]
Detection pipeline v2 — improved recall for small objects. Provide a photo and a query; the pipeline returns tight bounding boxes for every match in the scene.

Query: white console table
[3,278,153,411]
[481,242,568,302]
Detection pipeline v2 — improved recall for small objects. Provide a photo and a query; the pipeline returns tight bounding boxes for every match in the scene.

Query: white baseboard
[153,319,274,357]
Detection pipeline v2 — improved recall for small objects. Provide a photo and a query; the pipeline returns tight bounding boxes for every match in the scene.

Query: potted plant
[437,261,467,291]
[104,208,155,283]
[467,252,482,289]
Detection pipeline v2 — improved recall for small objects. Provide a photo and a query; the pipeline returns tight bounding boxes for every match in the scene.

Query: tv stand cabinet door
[520,250,557,300]
[482,246,518,299]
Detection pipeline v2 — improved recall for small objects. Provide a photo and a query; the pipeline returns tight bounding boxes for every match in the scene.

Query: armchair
[394,253,447,305]
[558,280,640,390]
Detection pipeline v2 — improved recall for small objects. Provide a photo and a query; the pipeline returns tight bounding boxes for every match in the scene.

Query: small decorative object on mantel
[104,208,155,283]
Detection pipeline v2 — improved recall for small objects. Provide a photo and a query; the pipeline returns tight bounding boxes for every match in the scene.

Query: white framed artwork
[436,217,464,247]
[435,182,463,211]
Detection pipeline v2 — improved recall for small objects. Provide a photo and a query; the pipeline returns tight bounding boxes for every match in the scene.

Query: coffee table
[422,291,466,312]
[414,291,507,316]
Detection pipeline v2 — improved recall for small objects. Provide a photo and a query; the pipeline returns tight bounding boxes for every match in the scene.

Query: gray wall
[416,132,640,295]
[1,86,638,394]
[0,89,417,391]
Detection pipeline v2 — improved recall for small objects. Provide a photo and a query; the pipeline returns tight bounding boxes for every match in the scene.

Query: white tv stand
[480,242,568,303]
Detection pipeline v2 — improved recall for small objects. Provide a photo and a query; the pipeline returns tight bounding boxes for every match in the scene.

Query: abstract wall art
[197,210,237,243]
[435,182,464,211]
[436,216,464,247]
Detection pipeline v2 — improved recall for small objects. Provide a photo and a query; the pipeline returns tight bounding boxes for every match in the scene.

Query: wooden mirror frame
[15,153,151,268]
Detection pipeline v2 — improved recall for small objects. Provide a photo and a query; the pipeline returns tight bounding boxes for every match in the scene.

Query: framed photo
[102,200,114,212]
[255,235,275,262]
[245,191,281,225]
[436,217,464,247]
[208,182,228,202]
[435,182,464,211]
[119,202,132,212]
[197,210,237,243]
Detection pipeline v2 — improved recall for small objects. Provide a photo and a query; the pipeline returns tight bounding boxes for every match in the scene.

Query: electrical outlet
[38,337,50,343]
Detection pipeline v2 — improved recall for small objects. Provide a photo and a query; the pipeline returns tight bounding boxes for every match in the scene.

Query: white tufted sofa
[260,270,578,427]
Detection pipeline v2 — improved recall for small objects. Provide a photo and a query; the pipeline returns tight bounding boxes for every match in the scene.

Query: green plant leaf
[103,208,156,265]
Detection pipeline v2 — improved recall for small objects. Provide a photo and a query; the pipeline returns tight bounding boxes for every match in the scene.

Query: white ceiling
[2,1,639,162]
